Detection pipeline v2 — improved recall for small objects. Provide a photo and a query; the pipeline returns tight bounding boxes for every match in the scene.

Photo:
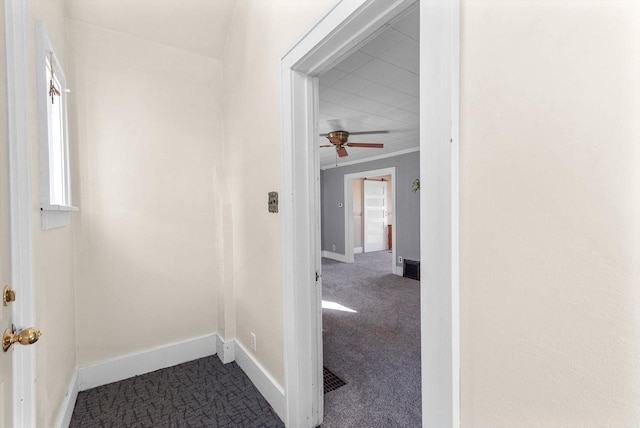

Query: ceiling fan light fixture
[320,128,386,158]
[327,131,350,144]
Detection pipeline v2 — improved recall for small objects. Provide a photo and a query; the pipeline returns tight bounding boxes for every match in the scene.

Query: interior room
[1,0,639,427]
[316,9,421,425]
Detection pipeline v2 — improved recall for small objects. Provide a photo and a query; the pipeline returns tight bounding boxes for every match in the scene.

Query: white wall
[222,0,334,385]
[68,20,223,366]
[460,0,640,426]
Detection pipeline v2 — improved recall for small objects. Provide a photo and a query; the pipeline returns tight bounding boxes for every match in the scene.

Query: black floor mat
[323,366,346,394]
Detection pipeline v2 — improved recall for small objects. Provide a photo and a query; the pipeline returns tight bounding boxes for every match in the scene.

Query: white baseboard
[395,265,403,276]
[321,250,348,263]
[234,340,285,421]
[216,334,236,364]
[354,246,363,254]
[77,333,217,391]
[55,368,79,428]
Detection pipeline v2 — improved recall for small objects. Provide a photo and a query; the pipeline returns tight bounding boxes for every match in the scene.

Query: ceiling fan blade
[336,147,348,157]
[346,142,384,148]
[347,130,389,136]
[320,129,389,137]
[319,145,334,147]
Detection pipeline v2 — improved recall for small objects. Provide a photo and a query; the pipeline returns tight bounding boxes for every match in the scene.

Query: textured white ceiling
[65,0,239,59]
[319,7,419,168]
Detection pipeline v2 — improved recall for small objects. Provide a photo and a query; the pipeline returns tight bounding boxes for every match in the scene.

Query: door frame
[343,167,396,274]
[280,0,460,426]
[5,0,37,426]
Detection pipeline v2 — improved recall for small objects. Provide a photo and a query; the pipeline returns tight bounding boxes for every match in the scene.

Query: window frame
[36,21,78,230]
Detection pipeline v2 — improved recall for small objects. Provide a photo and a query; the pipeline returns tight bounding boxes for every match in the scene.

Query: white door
[2,2,39,425]
[363,180,387,252]
[0,0,13,423]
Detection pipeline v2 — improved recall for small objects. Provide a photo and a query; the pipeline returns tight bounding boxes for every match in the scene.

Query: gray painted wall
[320,151,420,266]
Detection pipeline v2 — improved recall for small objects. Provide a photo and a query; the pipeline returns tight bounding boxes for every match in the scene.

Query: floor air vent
[323,367,346,394]
[403,259,420,280]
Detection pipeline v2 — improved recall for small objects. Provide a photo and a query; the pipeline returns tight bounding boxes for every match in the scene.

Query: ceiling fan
[320,130,387,158]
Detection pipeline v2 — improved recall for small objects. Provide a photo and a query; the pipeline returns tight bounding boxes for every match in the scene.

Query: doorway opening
[280,0,459,427]
[321,161,422,425]
[315,13,420,420]
[343,168,397,275]
[360,177,392,252]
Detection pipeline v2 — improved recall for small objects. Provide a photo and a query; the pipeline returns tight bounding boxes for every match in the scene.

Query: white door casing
[363,179,387,253]
[5,0,37,427]
[0,130,11,423]
[419,0,460,425]
[281,1,459,427]
[1,2,12,426]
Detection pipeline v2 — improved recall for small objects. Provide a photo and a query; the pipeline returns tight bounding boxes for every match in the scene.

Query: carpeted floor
[69,356,284,428]
[321,250,421,428]
[69,252,419,427]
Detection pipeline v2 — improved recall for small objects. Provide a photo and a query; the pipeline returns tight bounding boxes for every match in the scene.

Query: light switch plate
[268,191,278,213]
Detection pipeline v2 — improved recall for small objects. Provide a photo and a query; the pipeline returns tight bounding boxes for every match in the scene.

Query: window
[36,22,77,229]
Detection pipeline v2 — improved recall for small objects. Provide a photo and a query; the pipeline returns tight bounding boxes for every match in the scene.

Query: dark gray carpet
[70,355,284,428]
[321,250,421,428]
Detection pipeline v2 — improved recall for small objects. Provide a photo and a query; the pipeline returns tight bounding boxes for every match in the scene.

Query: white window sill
[41,204,79,212]
[40,204,78,230]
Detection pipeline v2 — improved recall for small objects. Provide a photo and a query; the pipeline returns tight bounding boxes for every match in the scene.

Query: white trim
[5,1,37,426]
[216,334,236,364]
[320,147,419,170]
[54,369,79,428]
[41,204,79,212]
[40,211,70,230]
[77,334,216,391]
[451,0,461,424]
[353,246,363,254]
[40,204,79,230]
[420,0,460,426]
[394,265,403,276]
[234,341,286,422]
[344,167,395,274]
[280,70,321,427]
[281,69,324,427]
[281,1,420,426]
[36,21,76,231]
[320,250,348,263]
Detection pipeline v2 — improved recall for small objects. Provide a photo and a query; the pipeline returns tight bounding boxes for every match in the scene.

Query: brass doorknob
[2,324,41,352]
[2,286,15,306]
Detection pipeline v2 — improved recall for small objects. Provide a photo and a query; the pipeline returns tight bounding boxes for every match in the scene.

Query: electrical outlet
[332,244,336,251]
[398,256,403,264]
[250,332,256,352]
